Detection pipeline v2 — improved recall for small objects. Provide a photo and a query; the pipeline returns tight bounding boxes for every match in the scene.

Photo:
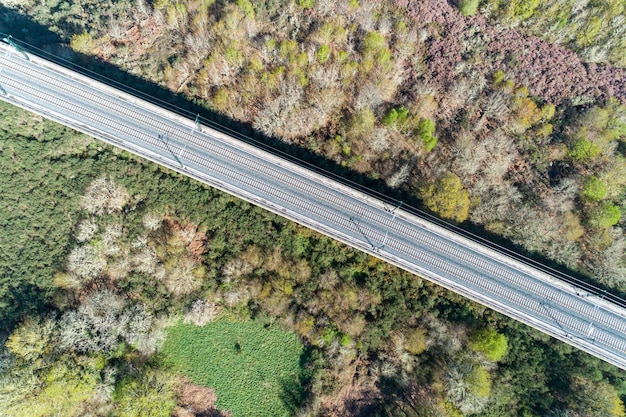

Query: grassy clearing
[162,318,306,417]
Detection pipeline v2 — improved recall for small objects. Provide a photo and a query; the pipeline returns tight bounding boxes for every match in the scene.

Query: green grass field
[161,318,306,417]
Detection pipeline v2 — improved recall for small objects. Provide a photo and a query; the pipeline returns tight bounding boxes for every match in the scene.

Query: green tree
[114,369,177,417]
[347,108,375,139]
[316,44,331,63]
[581,176,607,201]
[298,0,315,9]
[362,31,386,51]
[419,172,470,222]
[6,318,57,365]
[568,134,602,161]
[513,0,539,20]
[416,118,438,151]
[404,327,428,355]
[445,360,491,414]
[360,31,392,71]
[2,361,98,417]
[576,16,602,48]
[69,33,96,54]
[541,104,556,121]
[468,327,508,361]
[605,98,626,140]
[457,0,479,16]
[568,376,626,417]
[236,0,255,17]
[588,203,621,228]
[583,106,610,130]
[382,107,409,129]
[382,108,398,126]
[466,365,492,397]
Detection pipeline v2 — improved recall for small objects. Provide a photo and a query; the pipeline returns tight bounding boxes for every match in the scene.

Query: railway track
[2,41,626,368]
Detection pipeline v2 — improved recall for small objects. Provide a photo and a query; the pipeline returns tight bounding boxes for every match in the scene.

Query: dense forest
[1,0,626,416]
[463,0,626,68]
[1,100,625,416]
[6,0,625,290]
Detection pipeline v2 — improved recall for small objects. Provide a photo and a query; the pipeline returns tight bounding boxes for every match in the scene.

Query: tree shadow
[278,347,314,414]
[278,374,306,415]
[1,5,624,306]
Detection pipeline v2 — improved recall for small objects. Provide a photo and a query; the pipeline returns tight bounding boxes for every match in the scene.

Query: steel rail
[1,42,626,369]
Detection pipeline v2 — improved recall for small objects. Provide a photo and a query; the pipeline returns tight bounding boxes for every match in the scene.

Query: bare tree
[59,290,161,355]
[444,358,490,415]
[586,228,626,288]
[222,257,253,283]
[369,128,390,153]
[81,176,129,216]
[75,218,99,243]
[163,258,203,297]
[135,0,152,18]
[222,287,251,307]
[470,181,522,225]
[354,82,383,110]
[59,290,127,353]
[184,299,220,326]
[67,245,106,284]
[108,256,131,281]
[127,305,164,355]
[204,51,236,87]
[142,213,162,232]
[386,164,411,188]
[132,247,158,275]
[184,33,211,68]
[483,91,511,122]
[253,77,304,139]
[309,64,341,90]
[94,366,117,402]
[102,223,123,256]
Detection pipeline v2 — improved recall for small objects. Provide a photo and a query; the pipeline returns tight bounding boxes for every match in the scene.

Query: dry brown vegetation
[8,0,626,290]
[173,377,229,417]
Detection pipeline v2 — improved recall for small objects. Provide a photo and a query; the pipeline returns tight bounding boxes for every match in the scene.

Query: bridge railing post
[3,35,29,61]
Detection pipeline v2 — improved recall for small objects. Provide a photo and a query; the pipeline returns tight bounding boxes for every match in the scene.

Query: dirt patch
[163,216,209,260]
[174,377,231,417]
